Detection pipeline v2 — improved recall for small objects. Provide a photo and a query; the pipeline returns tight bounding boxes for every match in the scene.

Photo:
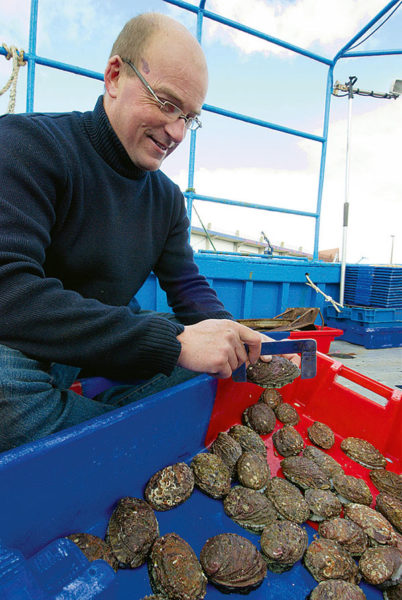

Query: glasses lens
[160,101,201,131]
[160,101,181,117]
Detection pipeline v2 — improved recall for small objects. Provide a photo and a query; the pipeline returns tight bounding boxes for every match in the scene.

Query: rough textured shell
[341,437,387,469]
[191,452,231,499]
[302,446,344,480]
[105,497,159,568]
[242,402,276,435]
[309,580,367,600]
[236,451,270,491]
[223,486,278,533]
[149,533,207,600]
[370,469,402,501]
[275,402,300,426]
[260,520,308,572]
[281,456,331,490]
[332,473,373,506]
[318,516,369,556]
[383,582,402,599]
[209,432,242,478]
[396,530,402,552]
[200,533,267,593]
[228,424,267,455]
[144,463,194,511]
[272,425,304,457]
[265,476,310,523]
[359,546,402,587]
[246,356,300,388]
[344,503,398,546]
[304,538,360,584]
[258,388,283,410]
[307,422,335,450]
[376,492,402,533]
[67,533,119,572]
[304,489,342,521]
[139,596,166,600]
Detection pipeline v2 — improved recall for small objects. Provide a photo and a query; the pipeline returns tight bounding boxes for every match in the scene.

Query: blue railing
[1,0,401,260]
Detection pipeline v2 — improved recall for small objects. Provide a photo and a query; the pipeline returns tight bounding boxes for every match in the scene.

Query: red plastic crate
[206,352,402,476]
[288,326,343,353]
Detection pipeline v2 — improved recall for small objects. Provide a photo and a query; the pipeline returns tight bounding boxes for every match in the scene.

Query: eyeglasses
[121,58,202,131]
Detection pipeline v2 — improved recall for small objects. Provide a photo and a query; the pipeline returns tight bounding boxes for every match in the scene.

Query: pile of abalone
[63,359,401,599]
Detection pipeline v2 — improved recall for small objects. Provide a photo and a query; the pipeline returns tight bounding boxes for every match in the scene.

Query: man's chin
[131,155,164,172]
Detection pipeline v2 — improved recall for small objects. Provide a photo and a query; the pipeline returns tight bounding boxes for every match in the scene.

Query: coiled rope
[1,43,26,113]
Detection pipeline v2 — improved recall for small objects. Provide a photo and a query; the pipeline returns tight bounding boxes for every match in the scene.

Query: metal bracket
[231,338,317,382]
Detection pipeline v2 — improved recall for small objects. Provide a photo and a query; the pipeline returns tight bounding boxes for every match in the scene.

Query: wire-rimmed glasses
[122,58,202,131]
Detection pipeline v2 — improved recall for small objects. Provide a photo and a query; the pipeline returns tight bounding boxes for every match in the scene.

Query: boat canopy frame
[1,0,401,260]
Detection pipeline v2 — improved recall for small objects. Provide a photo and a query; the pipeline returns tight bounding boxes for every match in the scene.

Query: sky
[1,0,401,264]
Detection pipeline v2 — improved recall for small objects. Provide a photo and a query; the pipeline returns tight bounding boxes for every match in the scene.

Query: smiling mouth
[150,135,169,153]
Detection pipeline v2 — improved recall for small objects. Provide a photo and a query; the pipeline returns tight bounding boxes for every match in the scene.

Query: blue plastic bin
[0,366,396,599]
[325,305,402,348]
[0,538,115,599]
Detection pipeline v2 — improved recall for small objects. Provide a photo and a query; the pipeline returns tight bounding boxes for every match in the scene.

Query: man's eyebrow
[154,85,201,116]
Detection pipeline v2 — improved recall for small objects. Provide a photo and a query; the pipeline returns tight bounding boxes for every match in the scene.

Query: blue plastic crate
[0,368,396,600]
[326,304,402,324]
[325,318,402,349]
[344,265,402,308]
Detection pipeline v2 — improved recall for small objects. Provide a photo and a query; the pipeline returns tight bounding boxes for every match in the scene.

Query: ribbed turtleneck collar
[82,96,147,180]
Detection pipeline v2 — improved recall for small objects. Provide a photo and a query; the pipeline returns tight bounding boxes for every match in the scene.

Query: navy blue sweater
[0,96,231,379]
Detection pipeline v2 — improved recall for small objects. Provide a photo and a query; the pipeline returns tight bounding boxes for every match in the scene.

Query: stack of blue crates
[325,264,402,348]
[344,265,402,308]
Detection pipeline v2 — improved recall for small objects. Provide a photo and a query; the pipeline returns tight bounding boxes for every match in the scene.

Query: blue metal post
[343,49,402,58]
[313,64,335,261]
[186,0,207,230]
[27,0,39,112]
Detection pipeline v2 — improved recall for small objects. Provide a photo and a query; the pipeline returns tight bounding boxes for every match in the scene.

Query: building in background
[191,226,339,262]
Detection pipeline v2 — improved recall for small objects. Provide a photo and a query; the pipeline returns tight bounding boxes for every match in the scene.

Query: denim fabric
[0,343,114,452]
[0,310,199,452]
[0,346,197,454]
[94,366,198,407]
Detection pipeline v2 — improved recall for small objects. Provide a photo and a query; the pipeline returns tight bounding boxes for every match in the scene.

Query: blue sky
[1,0,401,263]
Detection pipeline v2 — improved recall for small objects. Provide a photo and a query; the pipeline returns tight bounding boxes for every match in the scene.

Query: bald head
[110,12,207,78]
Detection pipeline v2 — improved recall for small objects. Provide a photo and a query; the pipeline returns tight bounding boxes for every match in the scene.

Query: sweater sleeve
[0,115,184,379]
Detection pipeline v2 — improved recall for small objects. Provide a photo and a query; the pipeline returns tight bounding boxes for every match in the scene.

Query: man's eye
[162,101,179,115]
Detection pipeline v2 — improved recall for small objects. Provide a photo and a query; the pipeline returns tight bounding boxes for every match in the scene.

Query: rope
[305,273,343,313]
[1,44,26,113]
[185,188,217,251]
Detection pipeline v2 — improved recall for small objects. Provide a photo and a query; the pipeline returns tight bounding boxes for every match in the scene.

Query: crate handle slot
[336,362,397,402]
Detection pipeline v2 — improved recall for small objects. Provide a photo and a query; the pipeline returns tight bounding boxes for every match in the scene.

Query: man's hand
[177,319,263,378]
[176,320,300,378]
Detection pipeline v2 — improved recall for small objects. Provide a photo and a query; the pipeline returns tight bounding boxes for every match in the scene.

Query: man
[0,13,298,452]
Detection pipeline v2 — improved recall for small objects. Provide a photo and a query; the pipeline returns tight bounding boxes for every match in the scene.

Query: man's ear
[104,55,122,98]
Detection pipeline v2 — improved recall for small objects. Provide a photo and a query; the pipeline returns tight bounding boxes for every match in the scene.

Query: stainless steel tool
[232,339,317,382]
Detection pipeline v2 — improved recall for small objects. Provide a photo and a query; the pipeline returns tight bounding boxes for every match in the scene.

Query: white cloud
[38,0,111,48]
[0,0,30,46]
[175,98,402,264]
[205,0,391,57]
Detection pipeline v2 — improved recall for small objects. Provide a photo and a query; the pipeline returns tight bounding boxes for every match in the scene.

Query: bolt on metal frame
[1,0,401,262]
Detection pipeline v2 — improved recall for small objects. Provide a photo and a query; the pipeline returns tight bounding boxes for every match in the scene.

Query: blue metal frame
[1,0,401,260]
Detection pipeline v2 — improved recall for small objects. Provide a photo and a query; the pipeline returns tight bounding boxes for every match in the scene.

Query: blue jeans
[0,343,197,453]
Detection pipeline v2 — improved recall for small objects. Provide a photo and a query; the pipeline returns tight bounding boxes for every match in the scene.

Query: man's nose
[164,117,187,143]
